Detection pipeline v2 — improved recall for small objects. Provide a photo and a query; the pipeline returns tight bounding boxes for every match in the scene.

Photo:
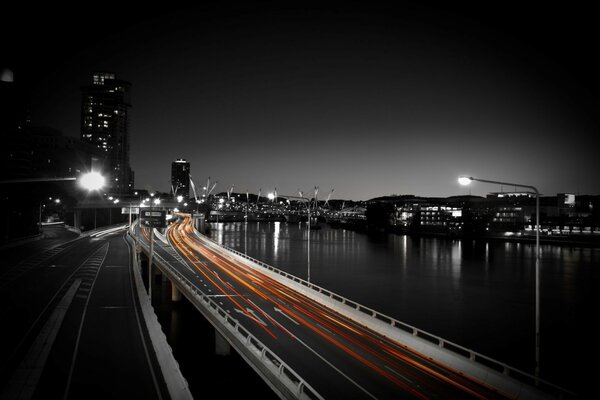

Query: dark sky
[5,2,599,200]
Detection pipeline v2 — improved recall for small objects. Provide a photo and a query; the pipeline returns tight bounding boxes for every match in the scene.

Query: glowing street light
[79,171,105,191]
[459,175,541,379]
[79,171,105,230]
[457,176,472,186]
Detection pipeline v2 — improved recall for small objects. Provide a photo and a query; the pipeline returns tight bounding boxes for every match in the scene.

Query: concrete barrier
[126,234,193,400]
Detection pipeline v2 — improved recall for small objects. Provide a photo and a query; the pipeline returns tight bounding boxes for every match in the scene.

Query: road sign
[140,210,166,228]
[122,207,140,215]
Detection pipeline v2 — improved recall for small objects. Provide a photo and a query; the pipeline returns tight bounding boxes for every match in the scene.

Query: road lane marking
[234,308,267,326]
[63,243,110,399]
[384,365,417,386]
[246,308,268,326]
[274,307,300,325]
[270,311,378,400]
[1,279,82,400]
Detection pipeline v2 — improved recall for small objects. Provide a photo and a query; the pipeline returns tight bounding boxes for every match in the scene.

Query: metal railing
[196,231,575,399]
[134,231,324,400]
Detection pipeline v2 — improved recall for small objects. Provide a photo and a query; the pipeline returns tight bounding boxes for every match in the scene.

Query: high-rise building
[81,72,133,194]
[171,158,190,201]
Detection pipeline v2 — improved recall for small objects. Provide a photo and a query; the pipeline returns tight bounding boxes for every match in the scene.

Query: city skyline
[4,3,599,200]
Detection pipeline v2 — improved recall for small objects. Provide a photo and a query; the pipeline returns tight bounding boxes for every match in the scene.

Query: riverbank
[328,221,600,248]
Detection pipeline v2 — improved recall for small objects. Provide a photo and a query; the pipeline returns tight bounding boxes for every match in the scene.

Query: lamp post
[148,197,161,300]
[459,176,540,380]
[79,171,106,230]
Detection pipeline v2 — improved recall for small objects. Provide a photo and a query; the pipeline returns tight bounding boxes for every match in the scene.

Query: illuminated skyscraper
[81,72,133,194]
[171,158,190,201]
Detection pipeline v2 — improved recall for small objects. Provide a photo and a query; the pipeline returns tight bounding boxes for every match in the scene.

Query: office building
[81,72,133,194]
[171,158,190,201]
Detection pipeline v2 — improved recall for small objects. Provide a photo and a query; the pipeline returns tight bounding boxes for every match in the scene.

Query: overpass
[132,213,573,399]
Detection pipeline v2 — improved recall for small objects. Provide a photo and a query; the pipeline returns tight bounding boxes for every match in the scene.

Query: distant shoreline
[326,220,600,248]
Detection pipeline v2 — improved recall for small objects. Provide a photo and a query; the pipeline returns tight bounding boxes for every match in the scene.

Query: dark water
[206,221,599,396]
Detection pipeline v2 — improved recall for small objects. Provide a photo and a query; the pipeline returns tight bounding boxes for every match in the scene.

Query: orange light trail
[142,215,507,399]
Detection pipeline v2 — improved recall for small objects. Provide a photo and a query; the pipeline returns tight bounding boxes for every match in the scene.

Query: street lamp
[79,171,106,229]
[79,171,105,191]
[459,175,541,379]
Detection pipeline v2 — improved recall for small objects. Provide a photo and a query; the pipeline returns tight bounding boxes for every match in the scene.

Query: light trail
[142,215,509,399]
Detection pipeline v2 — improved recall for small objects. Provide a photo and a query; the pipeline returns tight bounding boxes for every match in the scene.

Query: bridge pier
[171,284,182,302]
[214,329,231,356]
[74,209,82,231]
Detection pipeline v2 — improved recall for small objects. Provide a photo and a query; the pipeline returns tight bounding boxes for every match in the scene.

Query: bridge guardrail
[198,232,575,400]
[135,229,324,400]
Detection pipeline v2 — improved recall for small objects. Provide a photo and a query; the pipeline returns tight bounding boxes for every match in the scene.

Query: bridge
[131,213,572,399]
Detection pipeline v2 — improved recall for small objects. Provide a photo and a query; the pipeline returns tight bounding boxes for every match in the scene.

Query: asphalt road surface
[0,225,167,400]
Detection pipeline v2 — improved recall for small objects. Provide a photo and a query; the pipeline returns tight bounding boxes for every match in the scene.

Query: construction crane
[207,181,218,197]
[189,174,199,203]
[324,189,334,208]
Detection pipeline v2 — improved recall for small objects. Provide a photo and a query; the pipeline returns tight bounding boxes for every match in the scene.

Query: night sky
[5,2,599,200]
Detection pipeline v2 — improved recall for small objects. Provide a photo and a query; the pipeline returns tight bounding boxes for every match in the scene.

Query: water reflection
[273,221,280,256]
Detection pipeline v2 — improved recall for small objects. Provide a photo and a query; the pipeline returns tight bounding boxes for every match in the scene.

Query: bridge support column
[171,284,181,302]
[74,208,82,231]
[214,329,231,356]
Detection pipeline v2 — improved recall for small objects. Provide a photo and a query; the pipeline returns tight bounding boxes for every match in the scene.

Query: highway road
[0,225,166,400]
[149,214,511,399]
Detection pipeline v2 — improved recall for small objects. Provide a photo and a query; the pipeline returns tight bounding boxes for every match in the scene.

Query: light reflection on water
[209,221,598,394]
